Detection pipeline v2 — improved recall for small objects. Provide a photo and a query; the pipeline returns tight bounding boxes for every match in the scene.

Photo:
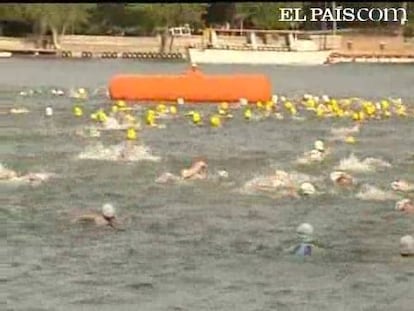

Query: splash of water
[355,184,400,201]
[77,142,160,162]
[335,153,391,173]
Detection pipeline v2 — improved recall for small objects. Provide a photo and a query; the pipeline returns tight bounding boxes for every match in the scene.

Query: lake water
[1,59,414,311]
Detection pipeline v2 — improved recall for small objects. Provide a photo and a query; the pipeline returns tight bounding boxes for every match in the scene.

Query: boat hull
[188,48,332,65]
[0,52,12,58]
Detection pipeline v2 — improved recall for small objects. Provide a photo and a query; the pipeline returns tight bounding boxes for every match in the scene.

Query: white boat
[187,29,337,66]
[0,51,12,58]
[188,48,332,66]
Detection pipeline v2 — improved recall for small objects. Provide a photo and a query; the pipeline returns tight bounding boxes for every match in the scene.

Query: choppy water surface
[2,59,414,311]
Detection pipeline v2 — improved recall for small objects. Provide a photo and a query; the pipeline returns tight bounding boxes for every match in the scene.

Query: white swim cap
[45,106,53,117]
[102,203,115,218]
[296,223,314,236]
[239,98,248,106]
[303,94,312,100]
[390,180,400,190]
[78,88,86,94]
[280,96,286,102]
[218,170,229,178]
[322,94,330,103]
[395,199,411,211]
[314,140,325,152]
[300,182,316,195]
[400,235,414,256]
[177,98,185,105]
[271,94,278,104]
[275,170,289,180]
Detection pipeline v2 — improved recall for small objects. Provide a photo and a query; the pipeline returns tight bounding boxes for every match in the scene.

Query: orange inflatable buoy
[109,66,271,103]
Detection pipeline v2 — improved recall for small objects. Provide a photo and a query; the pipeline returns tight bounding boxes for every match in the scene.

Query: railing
[187,43,290,52]
[212,28,355,36]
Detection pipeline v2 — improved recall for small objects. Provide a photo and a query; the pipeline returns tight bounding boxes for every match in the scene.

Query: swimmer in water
[400,235,414,257]
[246,170,299,198]
[0,165,18,180]
[330,171,355,187]
[181,160,208,180]
[155,159,208,183]
[290,223,315,257]
[119,127,137,161]
[299,182,316,196]
[73,203,121,229]
[0,165,54,186]
[298,140,328,164]
[391,179,414,193]
[395,199,414,214]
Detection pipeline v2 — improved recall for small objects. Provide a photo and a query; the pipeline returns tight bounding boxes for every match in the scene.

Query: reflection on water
[1,59,414,311]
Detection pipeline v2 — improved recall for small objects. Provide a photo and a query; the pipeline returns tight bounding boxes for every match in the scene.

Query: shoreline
[1,34,414,64]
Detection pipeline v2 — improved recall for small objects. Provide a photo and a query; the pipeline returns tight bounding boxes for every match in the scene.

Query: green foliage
[0,2,411,37]
[237,2,303,30]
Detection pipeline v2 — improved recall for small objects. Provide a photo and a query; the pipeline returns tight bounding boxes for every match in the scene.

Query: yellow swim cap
[284,101,293,109]
[210,115,221,127]
[97,110,108,122]
[126,128,137,140]
[111,105,119,113]
[170,106,177,115]
[345,136,356,144]
[244,108,252,120]
[117,100,126,107]
[73,106,83,117]
[220,102,229,110]
[192,112,201,124]
[90,113,98,120]
[156,104,166,113]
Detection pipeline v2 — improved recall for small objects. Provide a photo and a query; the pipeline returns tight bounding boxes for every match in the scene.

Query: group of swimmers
[2,89,413,258]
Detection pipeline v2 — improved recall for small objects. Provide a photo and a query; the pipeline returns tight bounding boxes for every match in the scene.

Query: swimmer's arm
[108,220,126,231]
[284,245,298,253]
[311,240,326,248]
[75,214,98,222]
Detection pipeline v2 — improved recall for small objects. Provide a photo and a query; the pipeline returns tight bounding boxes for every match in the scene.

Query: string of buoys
[77,51,185,60]
[58,51,185,60]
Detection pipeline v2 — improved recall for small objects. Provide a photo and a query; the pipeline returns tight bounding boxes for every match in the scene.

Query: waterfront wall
[0,34,413,54]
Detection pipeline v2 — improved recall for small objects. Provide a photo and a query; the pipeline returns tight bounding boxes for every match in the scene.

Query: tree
[19,4,91,49]
[204,3,236,26]
[237,3,302,30]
